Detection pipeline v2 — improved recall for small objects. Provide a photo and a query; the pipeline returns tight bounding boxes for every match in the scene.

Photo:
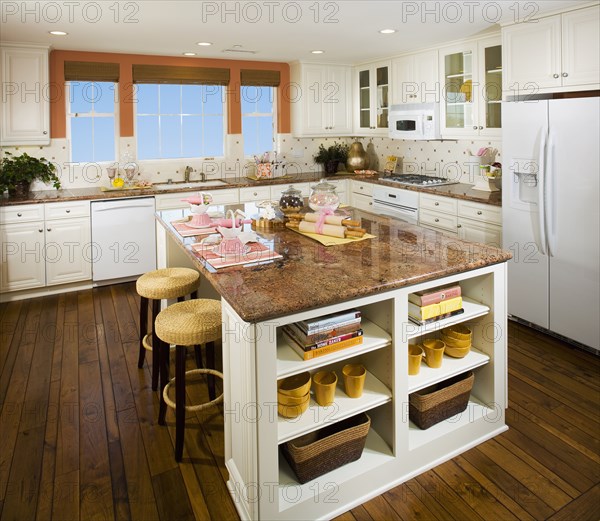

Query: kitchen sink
[153,180,229,190]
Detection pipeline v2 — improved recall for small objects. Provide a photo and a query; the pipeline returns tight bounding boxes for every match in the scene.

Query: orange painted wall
[49,50,291,139]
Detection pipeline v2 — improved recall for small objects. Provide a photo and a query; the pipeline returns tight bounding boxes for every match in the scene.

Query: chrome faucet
[199,171,206,182]
[184,165,193,182]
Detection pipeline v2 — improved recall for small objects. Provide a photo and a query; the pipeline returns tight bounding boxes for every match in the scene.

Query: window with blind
[241,69,280,157]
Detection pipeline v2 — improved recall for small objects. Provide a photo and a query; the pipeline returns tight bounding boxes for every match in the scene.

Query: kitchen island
[155,205,511,521]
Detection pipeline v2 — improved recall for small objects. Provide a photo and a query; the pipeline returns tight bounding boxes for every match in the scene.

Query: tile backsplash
[2,134,501,190]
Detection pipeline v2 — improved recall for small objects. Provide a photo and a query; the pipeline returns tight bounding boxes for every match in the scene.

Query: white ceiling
[1,0,591,64]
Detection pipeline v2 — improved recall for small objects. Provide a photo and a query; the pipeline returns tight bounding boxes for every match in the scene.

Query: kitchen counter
[0,172,502,207]
[157,205,510,323]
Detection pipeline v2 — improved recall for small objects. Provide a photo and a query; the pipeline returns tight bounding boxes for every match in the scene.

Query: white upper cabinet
[290,63,353,137]
[503,5,599,95]
[391,50,438,104]
[0,44,50,146]
[354,60,390,135]
[439,36,502,139]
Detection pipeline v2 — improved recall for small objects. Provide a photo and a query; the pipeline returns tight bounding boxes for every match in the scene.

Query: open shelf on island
[278,427,394,512]
[409,396,496,450]
[405,297,490,340]
[278,371,392,444]
[276,319,392,379]
[408,347,490,393]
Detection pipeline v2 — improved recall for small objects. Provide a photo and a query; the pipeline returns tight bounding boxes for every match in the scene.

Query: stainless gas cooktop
[383,175,458,187]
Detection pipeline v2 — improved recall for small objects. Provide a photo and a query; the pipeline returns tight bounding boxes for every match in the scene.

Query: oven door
[372,187,419,224]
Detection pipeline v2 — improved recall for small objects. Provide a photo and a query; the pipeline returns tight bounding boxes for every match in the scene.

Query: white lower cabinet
[221,264,507,520]
[0,201,91,292]
[458,218,502,247]
[350,180,374,212]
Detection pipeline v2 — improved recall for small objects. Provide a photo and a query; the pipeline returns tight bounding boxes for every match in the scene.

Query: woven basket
[409,371,474,430]
[282,413,371,484]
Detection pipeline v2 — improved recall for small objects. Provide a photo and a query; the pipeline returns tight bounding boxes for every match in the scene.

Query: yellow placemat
[289,227,376,246]
[246,174,293,181]
[100,185,153,192]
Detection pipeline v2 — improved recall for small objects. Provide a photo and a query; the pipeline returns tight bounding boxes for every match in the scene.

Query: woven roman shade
[64,61,120,82]
[132,64,229,85]
[241,69,281,87]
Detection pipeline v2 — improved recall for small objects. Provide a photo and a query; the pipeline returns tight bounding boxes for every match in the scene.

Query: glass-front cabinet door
[479,37,502,137]
[441,43,477,135]
[355,62,389,135]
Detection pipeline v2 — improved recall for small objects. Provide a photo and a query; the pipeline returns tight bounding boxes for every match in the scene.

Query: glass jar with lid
[308,180,340,213]
[279,185,304,214]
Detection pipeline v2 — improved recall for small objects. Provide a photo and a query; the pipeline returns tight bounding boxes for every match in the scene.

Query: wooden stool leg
[138,296,148,368]
[177,295,184,303]
[194,345,203,369]
[191,290,198,299]
[151,299,161,391]
[175,345,186,462]
[158,338,170,426]
[206,341,216,401]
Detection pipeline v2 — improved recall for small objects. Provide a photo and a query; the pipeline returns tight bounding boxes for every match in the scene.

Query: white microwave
[389,103,441,140]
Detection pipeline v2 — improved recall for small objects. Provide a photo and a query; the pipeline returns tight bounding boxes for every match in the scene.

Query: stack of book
[283,309,363,360]
[408,284,464,325]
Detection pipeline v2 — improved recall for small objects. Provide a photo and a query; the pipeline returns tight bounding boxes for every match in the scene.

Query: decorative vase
[8,180,30,197]
[324,160,339,174]
[346,141,369,172]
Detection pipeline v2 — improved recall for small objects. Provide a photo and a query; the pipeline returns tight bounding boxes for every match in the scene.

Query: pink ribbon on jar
[315,209,334,234]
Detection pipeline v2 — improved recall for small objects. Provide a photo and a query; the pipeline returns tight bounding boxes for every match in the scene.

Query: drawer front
[210,188,239,205]
[419,208,458,232]
[272,182,311,199]
[352,192,374,212]
[316,179,347,192]
[239,186,271,203]
[155,192,197,210]
[351,180,373,196]
[458,200,501,225]
[420,223,459,238]
[0,204,44,223]
[420,193,458,215]
[45,200,90,220]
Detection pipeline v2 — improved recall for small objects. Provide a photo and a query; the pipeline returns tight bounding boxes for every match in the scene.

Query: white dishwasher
[91,197,157,284]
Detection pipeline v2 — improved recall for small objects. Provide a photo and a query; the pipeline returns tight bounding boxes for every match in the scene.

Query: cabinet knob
[360,186,363,190]
[473,126,478,130]
[66,209,71,213]
[17,213,22,217]
[39,228,43,233]
[47,228,51,232]
[479,126,484,130]
[457,224,462,229]
[562,72,568,77]
[43,131,48,135]
[434,202,439,206]
[435,218,440,223]
[253,192,257,196]
[369,202,372,206]
[553,73,560,78]
[477,211,483,215]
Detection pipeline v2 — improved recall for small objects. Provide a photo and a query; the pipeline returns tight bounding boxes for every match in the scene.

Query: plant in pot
[0,152,61,197]
[313,142,349,174]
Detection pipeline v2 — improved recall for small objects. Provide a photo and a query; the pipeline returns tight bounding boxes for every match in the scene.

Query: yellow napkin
[289,227,376,246]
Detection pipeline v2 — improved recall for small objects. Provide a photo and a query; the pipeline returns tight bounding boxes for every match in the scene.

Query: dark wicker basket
[409,371,474,430]
[282,413,371,484]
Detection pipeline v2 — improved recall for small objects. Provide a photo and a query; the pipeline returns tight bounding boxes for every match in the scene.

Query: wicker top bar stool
[155,298,224,462]
[136,268,200,391]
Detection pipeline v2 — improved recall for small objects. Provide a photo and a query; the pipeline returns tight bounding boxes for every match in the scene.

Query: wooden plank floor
[0,283,599,521]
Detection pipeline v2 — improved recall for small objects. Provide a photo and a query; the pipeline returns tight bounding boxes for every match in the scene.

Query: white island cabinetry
[221,264,507,520]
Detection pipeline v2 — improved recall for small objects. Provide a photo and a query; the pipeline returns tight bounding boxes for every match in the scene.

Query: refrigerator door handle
[537,126,548,255]
[546,130,557,257]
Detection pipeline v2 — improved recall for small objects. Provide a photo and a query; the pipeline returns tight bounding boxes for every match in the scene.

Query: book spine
[307,329,363,350]
[286,320,361,345]
[408,296,462,321]
[301,336,365,360]
[409,285,462,307]
[408,308,464,326]
[299,310,362,333]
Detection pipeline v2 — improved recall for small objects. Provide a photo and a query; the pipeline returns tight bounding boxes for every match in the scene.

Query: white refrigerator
[502,97,599,351]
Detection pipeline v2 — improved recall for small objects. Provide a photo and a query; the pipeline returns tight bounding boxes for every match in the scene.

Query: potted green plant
[313,142,349,174]
[0,152,61,197]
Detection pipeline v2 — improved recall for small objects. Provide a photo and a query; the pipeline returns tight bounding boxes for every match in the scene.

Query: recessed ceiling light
[311,50,324,54]
[49,31,68,36]
[197,42,213,46]
[379,29,396,34]
[183,52,197,56]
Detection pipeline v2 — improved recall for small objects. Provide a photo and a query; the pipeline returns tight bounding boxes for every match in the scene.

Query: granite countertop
[157,205,511,323]
[0,172,502,207]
